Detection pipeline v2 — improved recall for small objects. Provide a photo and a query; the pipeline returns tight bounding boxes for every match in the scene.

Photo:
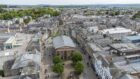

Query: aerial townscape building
[0,3,140,79]
[53,35,76,60]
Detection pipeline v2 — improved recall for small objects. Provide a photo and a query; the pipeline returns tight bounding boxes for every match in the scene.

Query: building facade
[53,35,76,60]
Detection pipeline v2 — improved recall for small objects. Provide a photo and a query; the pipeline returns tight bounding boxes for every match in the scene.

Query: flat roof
[109,43,140,52]
[125,54,140,59]
[125,35,140,41]
[120,74,136,79]
[0,39,7,45]
[101,27,132,34]
[114,61,140,74]
[88,43,102,52]
[4,36,15,44]
[0,33,16,38]
[0,33,16,45]
[94,38,113,47]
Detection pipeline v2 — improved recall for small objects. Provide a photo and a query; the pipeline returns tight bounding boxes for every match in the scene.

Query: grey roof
[94,38,113,47]
[0,55,14,70]
[53,35,76,49]
[12,52,41,69]
[0,33,16,39]
[88,43,102,52]
[125,35,140,41]
[0,51,15,70]
[119,74,134,79]
[110,43,140,52]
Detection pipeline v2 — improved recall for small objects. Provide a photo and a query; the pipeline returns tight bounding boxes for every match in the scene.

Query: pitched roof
[53,35,75,49]
[12,52,41,69]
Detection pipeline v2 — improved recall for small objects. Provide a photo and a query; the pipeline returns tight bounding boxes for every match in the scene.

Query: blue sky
[0,0,140,5]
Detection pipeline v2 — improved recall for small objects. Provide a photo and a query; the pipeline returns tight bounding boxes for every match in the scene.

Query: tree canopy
[0,8,6,13]
[74,62,84,74]
[0,4,7,8]
[52,55,64,74]
[24,17,31,24]
[53,63,64,74]
[71,51,83,63]
[53,56,63,64]
[132,11,140,19]
[0,8,60,20]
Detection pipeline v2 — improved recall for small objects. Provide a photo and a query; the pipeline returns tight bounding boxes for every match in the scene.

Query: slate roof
[53,35,76,49]
[119,74,134,79]
[12,52,41,69]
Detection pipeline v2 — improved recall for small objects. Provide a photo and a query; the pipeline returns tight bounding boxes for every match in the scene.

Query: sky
[0,0,140,5]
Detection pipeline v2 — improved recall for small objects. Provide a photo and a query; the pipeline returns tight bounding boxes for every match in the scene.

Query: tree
[114,11,120,15]
[53,63,64,74]
[71,51,83,63]
[24,18,31,24]
[74,62,84,75]
[53,56,63,64]
[132,11,140,19]
[0,4,7,8]
[15,20,20,24]
[0,8,6,13]
[0,8,60,20]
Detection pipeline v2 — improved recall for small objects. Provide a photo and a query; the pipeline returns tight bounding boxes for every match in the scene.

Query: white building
[87,26,99,33]
[0,33,16,50]
[100,27,132,35]
[4,36,16,49]
[94,59,112,79]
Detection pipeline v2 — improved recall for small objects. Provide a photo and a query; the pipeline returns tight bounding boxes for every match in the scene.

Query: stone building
[53,35,76,60]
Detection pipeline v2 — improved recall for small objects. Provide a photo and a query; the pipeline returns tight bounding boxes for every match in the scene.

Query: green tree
[53,63,64,74]
[71,51,83,63]
[0,70,4,77]
[0,8,6,13]
[53,56,63,64]
[74,62,84,75]
[115,11,120,15]
[24,18,31,24]
[132,11,140,19]
[0,4,7,8]
[0,8,60,20]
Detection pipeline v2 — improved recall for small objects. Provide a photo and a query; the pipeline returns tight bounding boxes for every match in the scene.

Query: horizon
[1,3,140,6]
[1,0,140,5]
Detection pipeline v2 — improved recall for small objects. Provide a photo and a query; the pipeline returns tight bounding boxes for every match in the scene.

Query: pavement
[39,36,46,79]
[63,61,74,79]
[75,42,98,79]
[40,37,59,79]
[82,53,98,79]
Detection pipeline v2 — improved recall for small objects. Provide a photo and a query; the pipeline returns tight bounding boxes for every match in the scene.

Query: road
[39,36,46,79]
[75,41,98,79]
[40,36,58,79]
[82,53,97,79]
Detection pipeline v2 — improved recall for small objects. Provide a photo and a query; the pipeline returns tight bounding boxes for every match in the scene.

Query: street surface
[40,36,59,79]
[75,42,98,79]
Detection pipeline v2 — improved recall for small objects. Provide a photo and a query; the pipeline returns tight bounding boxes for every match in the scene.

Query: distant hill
[2,4,140,9]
